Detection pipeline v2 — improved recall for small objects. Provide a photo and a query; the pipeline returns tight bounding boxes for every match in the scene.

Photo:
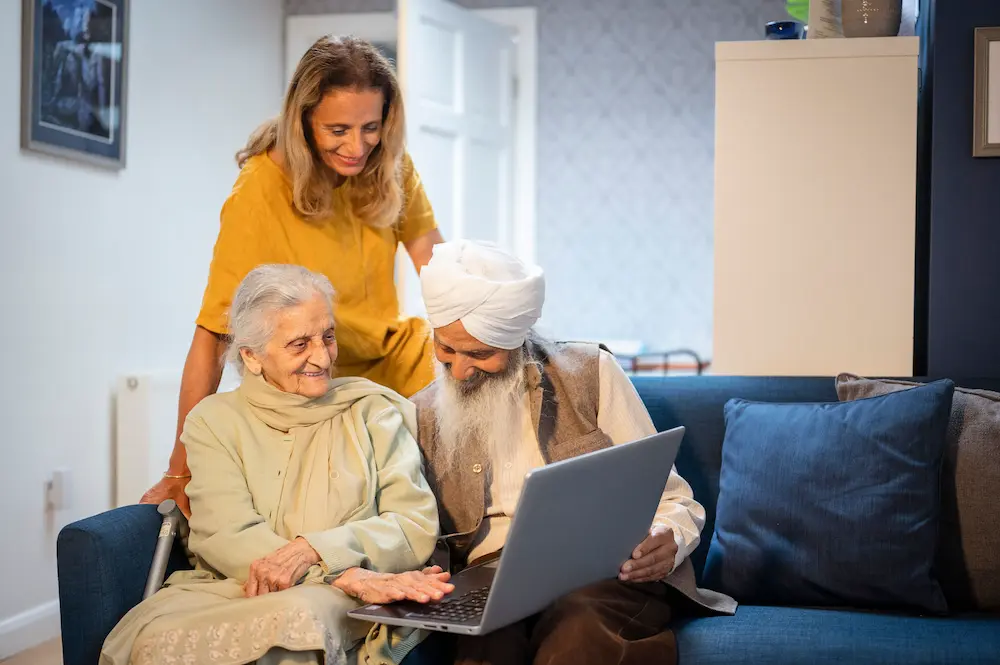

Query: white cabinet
[712,37,920,376]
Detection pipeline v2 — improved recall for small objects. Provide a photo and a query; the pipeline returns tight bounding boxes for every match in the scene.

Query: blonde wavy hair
[237,36,405,228]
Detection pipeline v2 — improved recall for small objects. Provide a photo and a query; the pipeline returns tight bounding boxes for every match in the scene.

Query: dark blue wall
[925,0,1000,376]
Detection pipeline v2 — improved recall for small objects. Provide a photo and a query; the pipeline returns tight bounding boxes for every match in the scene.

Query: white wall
[0,0,284,656]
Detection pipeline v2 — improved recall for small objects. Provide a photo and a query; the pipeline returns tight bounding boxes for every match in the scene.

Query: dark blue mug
[765,20,804,39]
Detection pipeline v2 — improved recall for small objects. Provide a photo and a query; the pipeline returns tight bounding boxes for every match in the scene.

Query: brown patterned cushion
[836,374,1000,611]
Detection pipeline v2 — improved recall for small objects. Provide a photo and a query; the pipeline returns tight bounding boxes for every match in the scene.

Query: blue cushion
[675,605,1000,665]
[703,380,955,614]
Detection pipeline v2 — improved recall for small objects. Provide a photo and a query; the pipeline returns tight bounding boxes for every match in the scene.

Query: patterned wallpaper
[286,0,787,360]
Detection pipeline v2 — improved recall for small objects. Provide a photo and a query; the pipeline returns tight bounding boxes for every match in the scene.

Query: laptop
[347,426,685,636]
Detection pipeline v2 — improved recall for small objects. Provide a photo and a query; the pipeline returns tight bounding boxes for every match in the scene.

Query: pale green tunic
[101,375,440,665]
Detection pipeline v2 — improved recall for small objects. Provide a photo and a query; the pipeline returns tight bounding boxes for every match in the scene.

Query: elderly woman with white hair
[101,264,452,665]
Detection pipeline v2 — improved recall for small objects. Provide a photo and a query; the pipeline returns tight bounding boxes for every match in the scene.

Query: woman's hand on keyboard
[333,566,455,604]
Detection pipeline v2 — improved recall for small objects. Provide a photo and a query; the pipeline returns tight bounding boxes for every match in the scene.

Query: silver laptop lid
[478,426,685,633]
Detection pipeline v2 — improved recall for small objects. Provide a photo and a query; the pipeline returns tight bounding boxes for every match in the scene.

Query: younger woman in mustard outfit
[142,36,443,515]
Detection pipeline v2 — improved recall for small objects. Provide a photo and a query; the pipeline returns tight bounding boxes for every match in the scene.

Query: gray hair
[225,264,336,374]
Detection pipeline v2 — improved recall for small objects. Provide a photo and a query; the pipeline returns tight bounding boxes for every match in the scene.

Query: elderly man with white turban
[411,240,735,665]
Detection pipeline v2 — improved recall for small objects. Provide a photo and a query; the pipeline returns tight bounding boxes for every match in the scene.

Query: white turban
[420,240,545,350]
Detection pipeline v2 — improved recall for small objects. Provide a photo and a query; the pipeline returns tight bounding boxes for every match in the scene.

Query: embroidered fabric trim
[131,607,341,665]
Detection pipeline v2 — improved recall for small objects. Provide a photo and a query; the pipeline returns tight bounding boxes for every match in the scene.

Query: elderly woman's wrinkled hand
[333,566,455,605]
[244,538,322,597]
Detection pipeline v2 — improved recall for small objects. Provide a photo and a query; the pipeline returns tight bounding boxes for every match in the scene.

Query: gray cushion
[836,374,1000,611]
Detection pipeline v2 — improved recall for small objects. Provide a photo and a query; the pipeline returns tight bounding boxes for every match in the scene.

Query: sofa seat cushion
[675,605,1000,665]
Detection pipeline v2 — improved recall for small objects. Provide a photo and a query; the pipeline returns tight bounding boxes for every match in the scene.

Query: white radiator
[114,371,239,507]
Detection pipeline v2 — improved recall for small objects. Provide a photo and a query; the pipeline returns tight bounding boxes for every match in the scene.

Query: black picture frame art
[21,0,129,169]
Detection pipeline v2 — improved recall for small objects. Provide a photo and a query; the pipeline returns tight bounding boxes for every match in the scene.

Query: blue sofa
[57,376,1000,664]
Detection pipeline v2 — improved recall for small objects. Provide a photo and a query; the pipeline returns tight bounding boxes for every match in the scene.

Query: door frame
[285,8,538,268]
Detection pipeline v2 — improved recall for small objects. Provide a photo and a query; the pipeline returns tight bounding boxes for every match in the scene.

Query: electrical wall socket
[46,468,71,511]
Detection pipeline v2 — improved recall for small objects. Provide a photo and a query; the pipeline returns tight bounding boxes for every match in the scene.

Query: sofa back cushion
[631,375,1000,585]
[632,376,838,578]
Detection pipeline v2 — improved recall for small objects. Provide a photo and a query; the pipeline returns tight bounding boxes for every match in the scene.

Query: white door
[396,0,516,316]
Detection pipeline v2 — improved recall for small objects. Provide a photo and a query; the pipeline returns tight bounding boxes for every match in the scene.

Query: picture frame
[973,26,1000,158]
[20,0,130,169]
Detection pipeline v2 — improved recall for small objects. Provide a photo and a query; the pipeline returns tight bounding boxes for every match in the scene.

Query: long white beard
[433,349,528,469]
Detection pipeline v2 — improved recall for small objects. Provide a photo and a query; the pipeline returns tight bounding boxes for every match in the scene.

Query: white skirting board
[115,370,240,507]
[0,600,60,660]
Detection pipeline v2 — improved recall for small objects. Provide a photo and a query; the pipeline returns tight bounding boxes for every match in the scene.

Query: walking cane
[143,499,182,599]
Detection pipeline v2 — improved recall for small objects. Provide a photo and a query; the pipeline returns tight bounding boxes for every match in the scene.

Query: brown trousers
[436,579,682,665]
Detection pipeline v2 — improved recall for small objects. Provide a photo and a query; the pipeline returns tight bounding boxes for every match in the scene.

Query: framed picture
[20,0,129,169]
[973,27,1000,158]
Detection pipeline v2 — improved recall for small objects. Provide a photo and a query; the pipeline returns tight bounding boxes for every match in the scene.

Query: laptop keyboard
[409,587,490,623]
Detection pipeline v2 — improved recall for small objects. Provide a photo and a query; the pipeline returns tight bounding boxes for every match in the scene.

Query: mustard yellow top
[196,153,436,397]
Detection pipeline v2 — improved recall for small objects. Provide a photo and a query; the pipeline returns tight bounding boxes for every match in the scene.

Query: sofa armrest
[57,504,190,665]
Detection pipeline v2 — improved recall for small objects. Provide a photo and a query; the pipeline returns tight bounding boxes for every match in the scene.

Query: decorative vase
[841,0,902,37]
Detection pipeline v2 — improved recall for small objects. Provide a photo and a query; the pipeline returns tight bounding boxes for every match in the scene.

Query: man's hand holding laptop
[619,525,678,583]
